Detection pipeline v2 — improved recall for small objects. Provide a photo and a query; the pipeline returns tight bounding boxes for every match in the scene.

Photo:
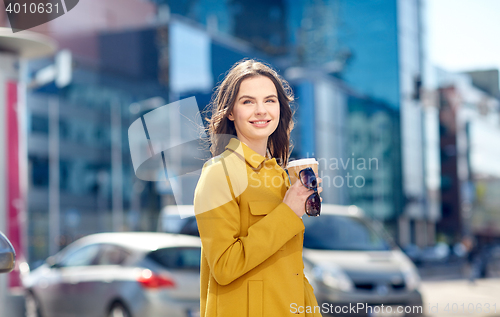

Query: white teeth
[252,121,268,124]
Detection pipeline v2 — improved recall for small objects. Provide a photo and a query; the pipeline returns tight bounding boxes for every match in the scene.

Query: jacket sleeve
[304,275,323,316]
[194,160,305,286]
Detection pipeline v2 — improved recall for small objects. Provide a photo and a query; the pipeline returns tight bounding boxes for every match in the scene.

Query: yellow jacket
[194,138,322,317]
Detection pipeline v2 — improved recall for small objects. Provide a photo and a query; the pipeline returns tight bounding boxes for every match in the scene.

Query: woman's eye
[266,99,276,103]
[243,100,252,104]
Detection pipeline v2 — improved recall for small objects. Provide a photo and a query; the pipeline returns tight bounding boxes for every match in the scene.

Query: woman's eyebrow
[238,94,278,100]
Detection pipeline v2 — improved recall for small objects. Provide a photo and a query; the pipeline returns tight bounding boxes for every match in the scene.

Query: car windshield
[160,216,189,233]
[303,214,392,251]
[147,247,201,270]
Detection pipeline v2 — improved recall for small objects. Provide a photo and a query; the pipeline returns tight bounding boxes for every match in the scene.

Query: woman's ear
[228,113,234,121]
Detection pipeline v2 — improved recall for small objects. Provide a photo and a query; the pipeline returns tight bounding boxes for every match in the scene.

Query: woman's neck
[238,137,268,157]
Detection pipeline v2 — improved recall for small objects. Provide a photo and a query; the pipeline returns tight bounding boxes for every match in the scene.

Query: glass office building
[151,0,288,57]
[285,0,438,245]
[287,70,403,238]
[26,33,169,264]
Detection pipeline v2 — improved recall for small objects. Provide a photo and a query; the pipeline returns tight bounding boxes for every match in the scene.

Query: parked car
[158,205,199,237]
[159,204,424,316]
[0,231,15,274]
[418,242,450,264]
[22,232,201,317]
[302,205,423,316]
[401,244,422,265]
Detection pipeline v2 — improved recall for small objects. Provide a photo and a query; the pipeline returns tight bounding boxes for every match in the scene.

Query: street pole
[48,97,60,255]
[18,60,29,262]
[111,100,123,232]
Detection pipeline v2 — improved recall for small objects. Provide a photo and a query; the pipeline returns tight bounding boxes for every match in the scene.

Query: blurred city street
[0,0,500,316]
[421,278,500,317]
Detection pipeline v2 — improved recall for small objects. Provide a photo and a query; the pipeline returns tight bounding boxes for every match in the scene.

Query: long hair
[207,59,294,167]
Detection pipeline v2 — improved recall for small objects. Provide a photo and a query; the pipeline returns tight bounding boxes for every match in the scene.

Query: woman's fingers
[284,175,325,218]
[317,177,323,194]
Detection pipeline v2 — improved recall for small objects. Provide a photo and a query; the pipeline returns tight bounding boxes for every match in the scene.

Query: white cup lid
[287,158,318,168]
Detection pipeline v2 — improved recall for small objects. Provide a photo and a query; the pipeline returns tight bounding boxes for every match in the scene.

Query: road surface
[421,278,500,317]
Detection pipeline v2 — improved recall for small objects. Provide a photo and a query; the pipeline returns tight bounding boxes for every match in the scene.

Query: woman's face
[228,75,280,147]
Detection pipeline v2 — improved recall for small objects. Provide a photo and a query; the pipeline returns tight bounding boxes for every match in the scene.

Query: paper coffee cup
[287,158,318,185]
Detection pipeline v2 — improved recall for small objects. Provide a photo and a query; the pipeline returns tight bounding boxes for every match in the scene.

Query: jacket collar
[225,138,268,169]
[225,138,289,188]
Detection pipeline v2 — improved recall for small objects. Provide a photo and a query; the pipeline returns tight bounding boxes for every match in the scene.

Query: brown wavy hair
[206,59,294,167]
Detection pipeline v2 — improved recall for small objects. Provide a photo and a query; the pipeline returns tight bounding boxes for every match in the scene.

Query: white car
[22,232,201,317]
[302,205,423,316]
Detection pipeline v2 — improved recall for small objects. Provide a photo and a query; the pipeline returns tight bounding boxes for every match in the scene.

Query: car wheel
[108,303,131,317]
[25,292,42,317]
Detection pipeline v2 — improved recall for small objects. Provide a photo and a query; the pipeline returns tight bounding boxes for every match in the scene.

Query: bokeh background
[0,0,499,315]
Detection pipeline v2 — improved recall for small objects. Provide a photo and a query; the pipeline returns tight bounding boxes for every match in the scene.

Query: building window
[60,160,72,191]
[59,119,70,140]
[30,156,49,187]
[31,115,49,134]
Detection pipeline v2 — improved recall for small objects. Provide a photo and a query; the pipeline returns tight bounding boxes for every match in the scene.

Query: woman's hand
[283,176,323,218]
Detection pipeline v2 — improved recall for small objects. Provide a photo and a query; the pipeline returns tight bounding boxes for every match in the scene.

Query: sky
[426,0,500,72]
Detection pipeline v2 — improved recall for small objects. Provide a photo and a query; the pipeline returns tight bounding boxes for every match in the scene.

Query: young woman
[194,59,323,317]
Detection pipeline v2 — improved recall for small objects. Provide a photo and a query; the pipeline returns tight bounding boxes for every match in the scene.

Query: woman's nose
[254,101,267,115]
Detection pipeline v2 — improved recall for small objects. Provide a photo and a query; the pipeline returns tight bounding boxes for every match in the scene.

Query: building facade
[19,0,449,268]
[435,69,500,244]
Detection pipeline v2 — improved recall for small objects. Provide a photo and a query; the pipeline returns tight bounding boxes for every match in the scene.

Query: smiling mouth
[250,120,271,125]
